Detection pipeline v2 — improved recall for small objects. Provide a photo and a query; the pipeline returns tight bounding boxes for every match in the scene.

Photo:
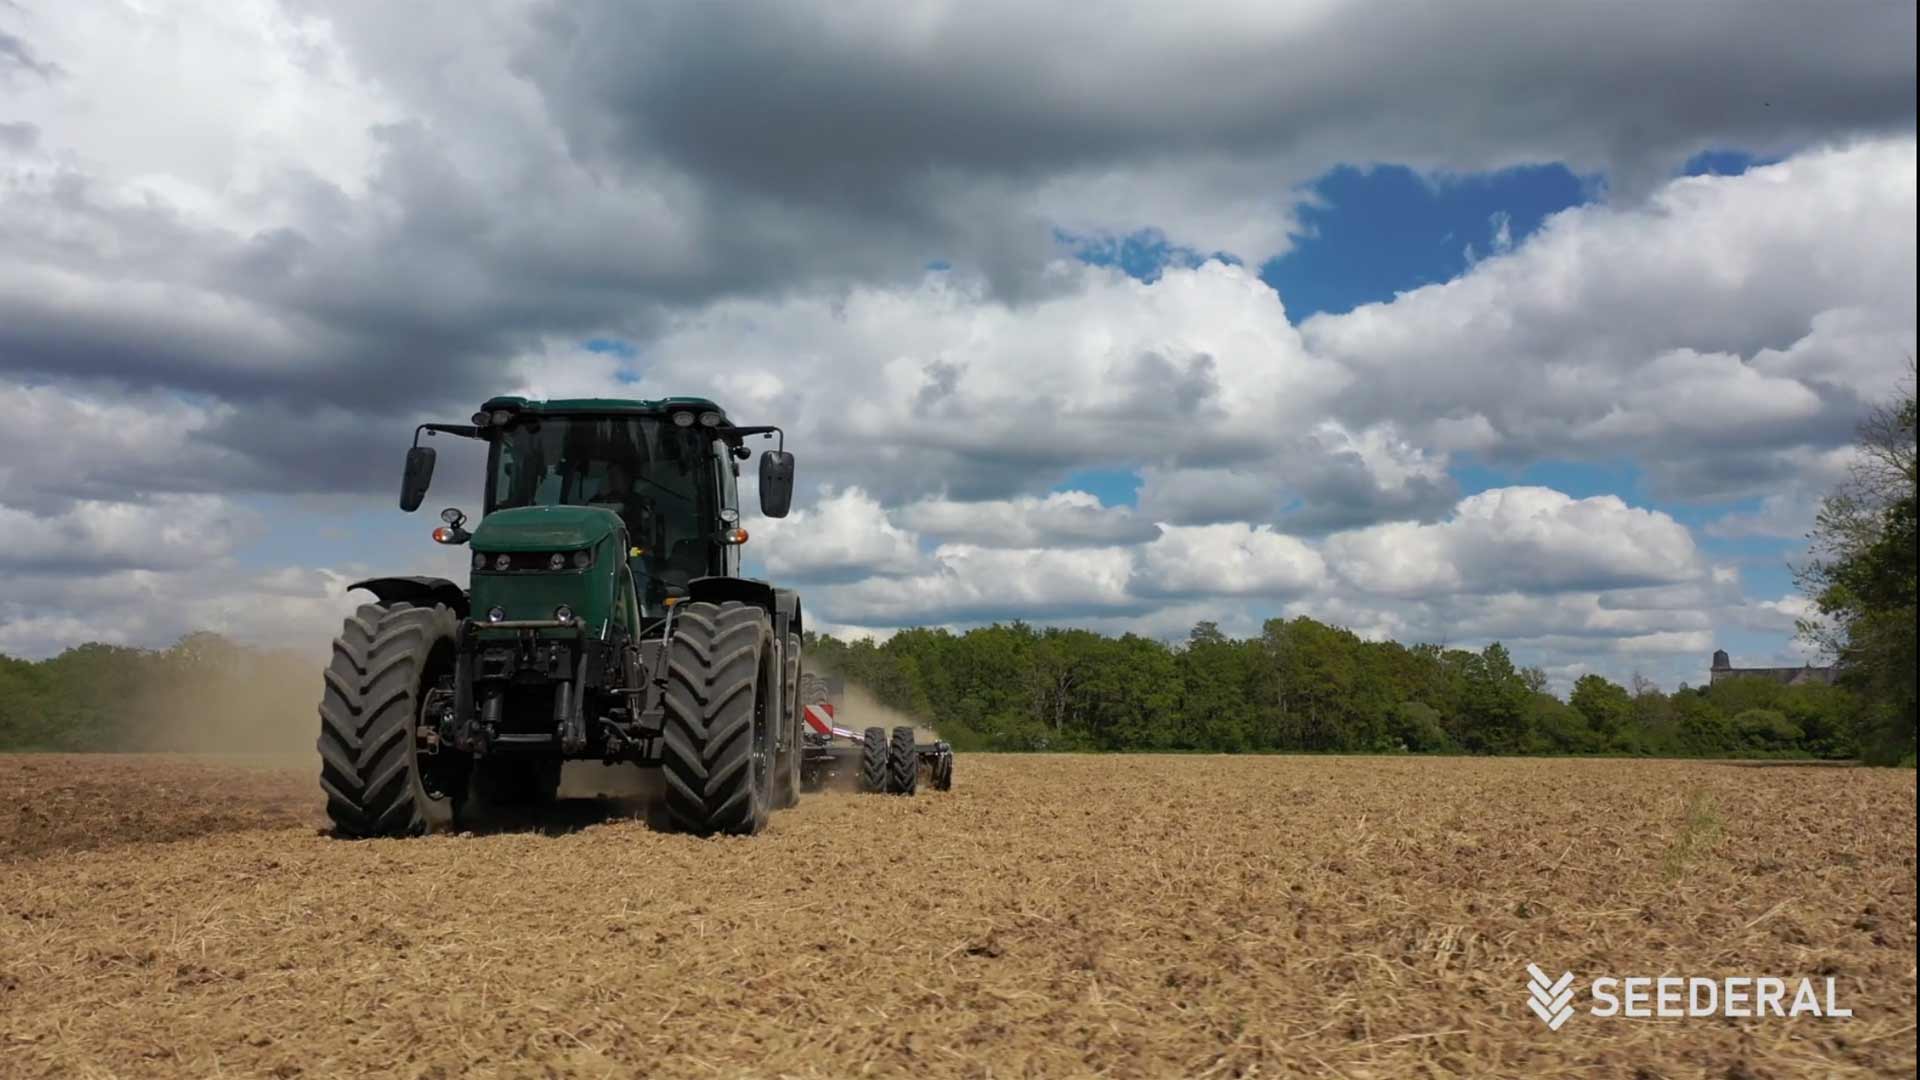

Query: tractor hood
[471,505,624,551]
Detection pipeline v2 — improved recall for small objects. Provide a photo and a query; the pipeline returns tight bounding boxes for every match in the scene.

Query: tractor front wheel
[660,601,775,836]
[317,602,467,838]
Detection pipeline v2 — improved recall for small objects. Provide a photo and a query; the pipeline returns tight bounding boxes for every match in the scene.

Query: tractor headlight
[571,549,591,569]
[548,552,566,571]
[486,606,506,623]
[697,410,721,427]
[472,552,487,571]
[494,553,511,571]
[554,605,574,624]
[671,410,696,428]
[490,409,513,426]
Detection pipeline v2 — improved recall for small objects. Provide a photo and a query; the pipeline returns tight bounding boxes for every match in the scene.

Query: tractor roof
[479,395,727,419]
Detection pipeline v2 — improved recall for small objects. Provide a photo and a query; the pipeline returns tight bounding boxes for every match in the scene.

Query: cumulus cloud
[896,491,1161,548]
[1306,139,1917,498]
[745,487,922,583]
[1324,487,1705,597]
[1133,524,1324,597]
[516,0,1913,263]
[819,544,1143,625]
[0,495,258,573]
[0,562,357,658]
[593,261,1356,509]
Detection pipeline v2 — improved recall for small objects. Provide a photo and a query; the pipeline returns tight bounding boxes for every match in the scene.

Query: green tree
[1176,622,1260,750]
[1523,693,1600,754]
[1388,701,1453,752]
[1456,643,1531,753]
[1794,366,1916,763]
[1733,708,1803,751]
[1569,674,1633,746]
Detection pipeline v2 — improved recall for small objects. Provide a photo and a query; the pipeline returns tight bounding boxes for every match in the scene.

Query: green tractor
[316,395,807,837]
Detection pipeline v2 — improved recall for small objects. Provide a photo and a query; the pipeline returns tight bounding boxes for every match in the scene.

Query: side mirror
[400,446,436,512]
[758,450,795,518]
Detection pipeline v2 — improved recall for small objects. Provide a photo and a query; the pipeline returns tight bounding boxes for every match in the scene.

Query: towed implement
[796,672,954,795]
[317,395,822,837]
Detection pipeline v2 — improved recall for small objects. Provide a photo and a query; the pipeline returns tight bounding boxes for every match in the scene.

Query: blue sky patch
[1063,227,1237,282]
[1452,457,1645,504]
[584,337,638,359]
[1053,468,1142,508]
[1679,149,1775,177]
[1262,162,1593,319]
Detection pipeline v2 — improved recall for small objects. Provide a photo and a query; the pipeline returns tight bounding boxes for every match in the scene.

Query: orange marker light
[432,526,456,543]
[725,527,750,544]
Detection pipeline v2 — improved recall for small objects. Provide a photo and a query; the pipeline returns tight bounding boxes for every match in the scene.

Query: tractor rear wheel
[317,602,467,837]
[660,601,775,836]
[887,725,918,796]
[859,726,888,793]
[774,632,802,810]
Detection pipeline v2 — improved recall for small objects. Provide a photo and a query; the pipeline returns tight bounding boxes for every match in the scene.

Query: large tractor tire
[471,755,562,806]
[931,749,954,792]
[317,602,467,838]
[774,633,802,810]
[859,726,888,793]
[887,726,918,795]
[660,601,776,836]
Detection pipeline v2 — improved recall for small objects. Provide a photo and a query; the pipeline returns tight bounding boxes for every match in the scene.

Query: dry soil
[1,753,1913,1078]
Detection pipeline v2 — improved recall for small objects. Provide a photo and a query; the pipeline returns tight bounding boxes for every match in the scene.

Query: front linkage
[441,614,662,762]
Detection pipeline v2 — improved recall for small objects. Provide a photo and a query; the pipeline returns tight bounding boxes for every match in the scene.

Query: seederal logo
[1525,963,1852,1028]
[1526,964,1578,1030]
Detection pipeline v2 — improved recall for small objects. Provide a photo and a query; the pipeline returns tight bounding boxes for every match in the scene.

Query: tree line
[806,620,1887,761]
[1,620,1894,762]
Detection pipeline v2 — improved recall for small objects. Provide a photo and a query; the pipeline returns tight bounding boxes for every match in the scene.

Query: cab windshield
[486,415,720,589]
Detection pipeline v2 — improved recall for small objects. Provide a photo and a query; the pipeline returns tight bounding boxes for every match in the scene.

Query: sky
[0,0,1915,694]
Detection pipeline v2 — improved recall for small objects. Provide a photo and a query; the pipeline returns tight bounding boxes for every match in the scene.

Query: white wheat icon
[1526,964,1577,1030]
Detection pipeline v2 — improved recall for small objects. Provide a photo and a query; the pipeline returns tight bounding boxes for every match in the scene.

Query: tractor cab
[479,399,740,617]
[401,396,793,623]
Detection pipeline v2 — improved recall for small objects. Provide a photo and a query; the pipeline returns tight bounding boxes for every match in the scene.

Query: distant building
[1709,648,1836,687]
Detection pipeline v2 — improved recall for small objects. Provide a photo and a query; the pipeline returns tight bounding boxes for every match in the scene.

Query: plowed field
[2,754,1913,1078]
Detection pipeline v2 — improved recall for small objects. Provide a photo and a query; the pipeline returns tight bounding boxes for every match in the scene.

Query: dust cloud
[123,647,329,756]
[113,642,940,762]
[829,679,942,744]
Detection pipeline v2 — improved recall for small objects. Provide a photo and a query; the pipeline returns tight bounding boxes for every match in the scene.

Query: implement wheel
[887,726,918,796]
[317,602,468,837]
[661,601,775,836]
[859,726,888,793]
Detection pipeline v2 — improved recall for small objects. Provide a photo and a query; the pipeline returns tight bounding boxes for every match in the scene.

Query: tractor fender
[349,575,470,618]
[686,576,800,636]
